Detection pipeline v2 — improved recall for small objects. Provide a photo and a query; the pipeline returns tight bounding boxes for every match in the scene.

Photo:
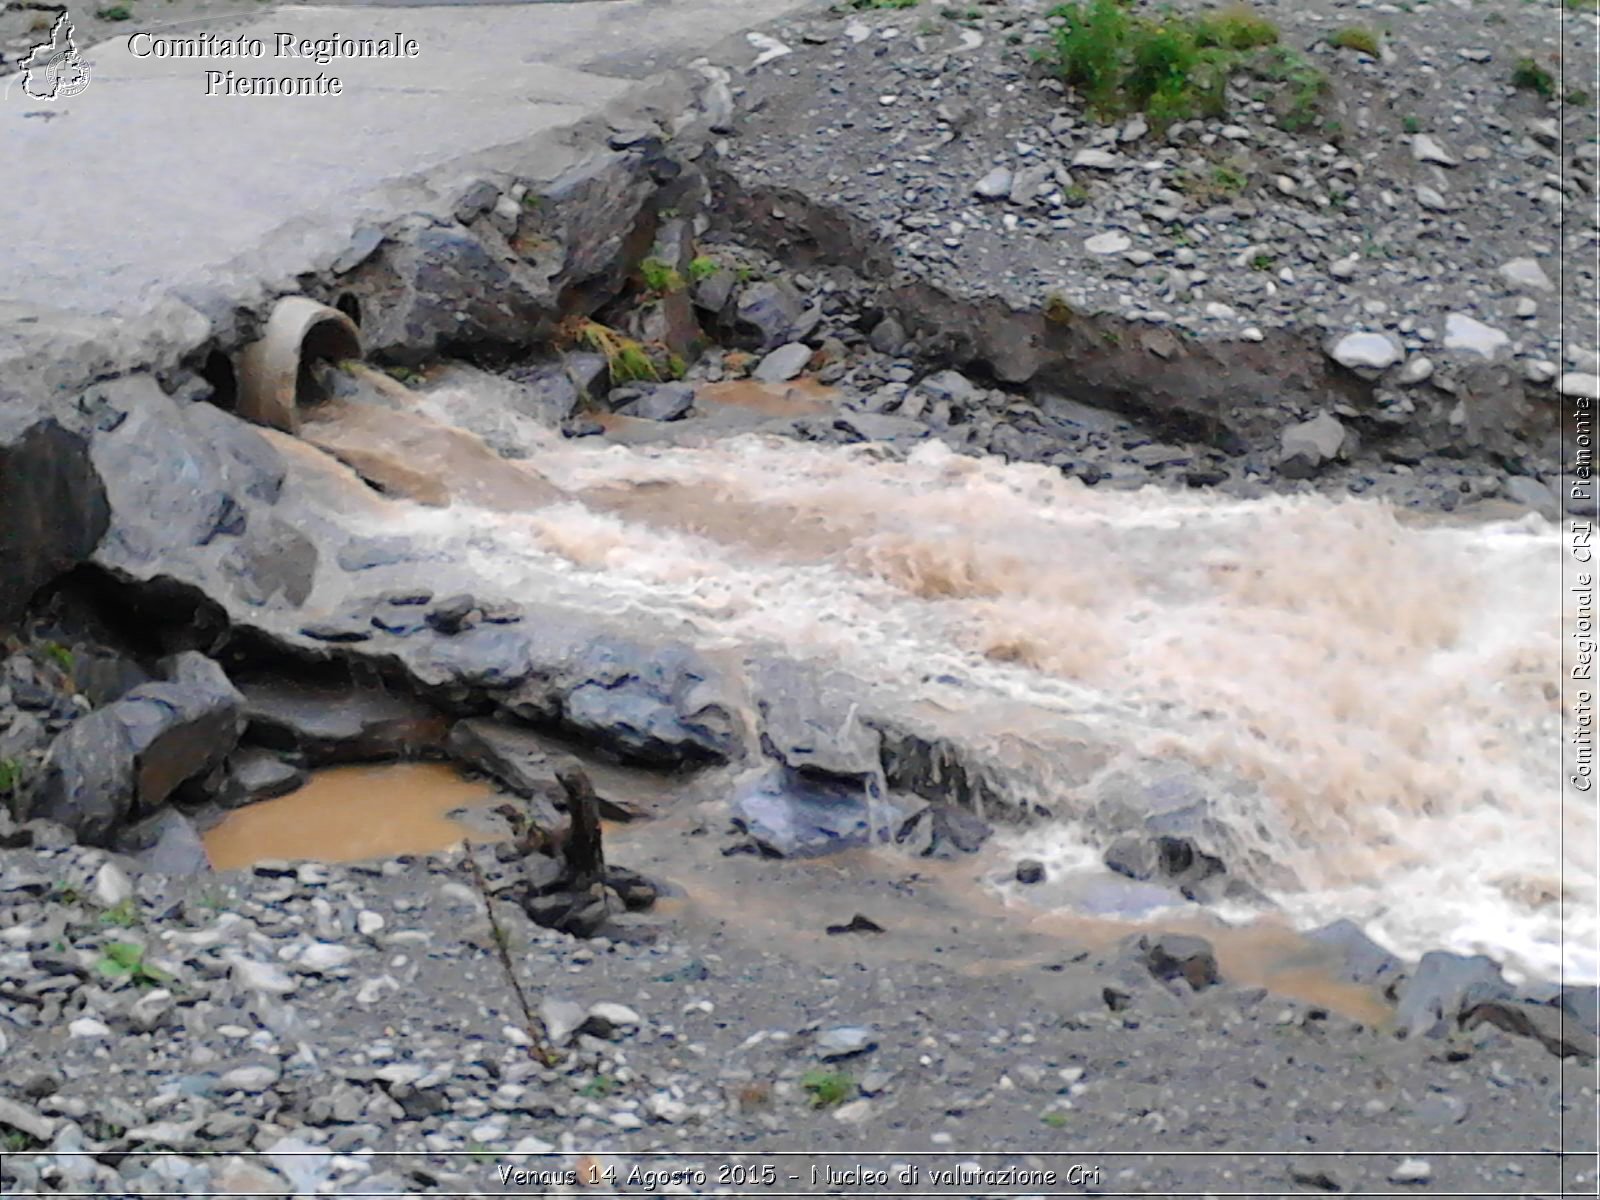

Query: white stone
[1071,147,1121,170]
[834,1099,874,1123]
[1329,254,1360,281]
[844,19,870,41]
[220,1065,279,1093]
[1389,1159,1432,1184]
[356,911,385,937]
[1560,373,1600,399]
[1416,185,1450,211]
[1329,331,1401,370]
[230,957,296,996]
[1514,297,1538,318]
[1120,115,1148,142]
[1443,313,1509,360]
[93,862,133,908]
[1411,133,1458,167]
[1525,359,1558,384]
[972,167,1013,199]
[1280,412,1348,471]
[296,942,354,972]
[512,1135,555,1155]
[1397,356,1434,385]
[588,1001,642,1028]
[609,1110,644,1130]
[1499,257,1554,293]
[540,997,586,1045]
[69,1017,111,1038]
[1084,231,1131,255]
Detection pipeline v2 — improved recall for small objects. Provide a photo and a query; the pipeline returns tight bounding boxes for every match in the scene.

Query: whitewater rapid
[311,381,1592,984]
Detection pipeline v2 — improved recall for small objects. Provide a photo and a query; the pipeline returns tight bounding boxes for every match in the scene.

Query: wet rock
[731,766,884,858]
[425,594,479,635]
[221,749,305,808]
[220,516,318,608]
[25,652,243,844]
[239,679,449,765]
[337,535,438,573]
[1277,412,1348,478]
[1304,918,1403,988]
[444,717,567,832]
[832,412,930,444]
[753,659,880,783]
[1393,951,1513,1039]
[1465,998,1598,1060]
[1015,859,1046,884]
[753,343,813,383]
[0,415,110,623]
[727,280,807,352]
[612,382,695,422]
[560,638,738,766]
[1138,932,1221,992]
[894,802,992,859]
[411,624,535,692]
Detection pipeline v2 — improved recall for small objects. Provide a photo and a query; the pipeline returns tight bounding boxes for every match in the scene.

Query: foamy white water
[316,385,1593,984]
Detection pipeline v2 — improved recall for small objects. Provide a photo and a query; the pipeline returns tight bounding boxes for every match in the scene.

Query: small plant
[1061,183,1090,206]
[95,942,171,988]
[1043,292,1077,324]
[96,4,132,18]
[1212,164,1248,194]
[1041,1110,1070,1128]
[1192,3,1279,51]
[466,1143,496,1163]
[3,1129,38,1153]
[384,364,422,385]
[579,1075,616,1099]
[800,1068,855,1108]
[98,898,140,928]
[638,257,685,295]
[735,265,761,284]
[1329,25,1380,55]
[0,757,21,797]
[687,255,721,283]
[40,641,74,674]
[571,320,664,384]
[1567,89,1593,106]
[1249,252,1276,271]
[1565,0,1600,11]
[51,882,82,905]
[1402,114,1421,134]
[1247,45,1331,132]
[1512,56,1555,97]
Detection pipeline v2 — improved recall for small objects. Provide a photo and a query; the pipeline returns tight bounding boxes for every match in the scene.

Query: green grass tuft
[1512,56,1555,97]
[1329,25,1380,55]
[95,942,171,988]
[687,255,721,283]
[638,257,685,295]
[1402,114,1421,134]
[96,4,132,18]
[98,899,140,928]
[800,1069,855,1108]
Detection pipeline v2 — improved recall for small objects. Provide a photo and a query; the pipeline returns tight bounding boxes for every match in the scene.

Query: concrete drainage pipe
[234,296,362,435]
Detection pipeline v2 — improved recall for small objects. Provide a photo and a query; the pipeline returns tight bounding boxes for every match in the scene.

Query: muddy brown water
[205,761,1394,1027]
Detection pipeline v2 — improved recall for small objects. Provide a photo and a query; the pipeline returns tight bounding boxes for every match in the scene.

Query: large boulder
[238,678,449,765]
[1392,951,1514,1039]
[731,766,899,858]
[0,411,109,623]
[444,716,568,832]
[559,638,739,766]
[24,652,243,845]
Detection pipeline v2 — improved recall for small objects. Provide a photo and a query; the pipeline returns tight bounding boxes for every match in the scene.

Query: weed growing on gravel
[98,899,140,928]
[1040,1110,1070,1128]
[1402,114,1421,134]
[1329,25,1380,55]
[800,1069,856,1108]
[2,1130,38,1153]
[687,256,721,283]
[96,4,131,18]
[1045,0,1294,130]
[1568,88,1592,106]
[638,258,685,295]
[1512,56,1556,97]
[1249,252,1276,271]
[572,320,664,384]
[1245,44,1332,133]
[95,942,171,987]
[579,1075,616,1098]
[40,641,74,674]
[0,757,21,797]
[1566,0,1600,11]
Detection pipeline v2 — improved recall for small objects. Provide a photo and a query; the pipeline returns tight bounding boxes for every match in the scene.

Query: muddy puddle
[206,759,1395,1024]
[202,762,508,869]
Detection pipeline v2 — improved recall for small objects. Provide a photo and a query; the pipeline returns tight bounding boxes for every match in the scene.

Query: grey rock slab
[1329,331,1402,371]
[1278,412,1348,479]
[1411,134,1458,167]
[0,416,109,623]
[1443,313,1509,360]
[239,679,449,764]
[972,167,1014,199]
[753,343,814,383]
[1084,231,1132,256]
[1499,258,1554,293]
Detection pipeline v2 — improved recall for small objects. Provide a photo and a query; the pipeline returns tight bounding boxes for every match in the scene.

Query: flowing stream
[274,375,1591,985]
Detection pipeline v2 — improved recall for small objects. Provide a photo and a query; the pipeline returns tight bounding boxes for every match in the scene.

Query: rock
[219,1065,279,1094]
[972,167,1014,199]
[731,766,882,858]
[0,1095,58,1143]
[1560,373,1600,399]
[1329,331,1401,371]
[1443,313,1509,361]
[727,280,807,352]
[0,416,109,623]
[425,593,479,635]
[540,997,587,1045]
[1138,932,1220,991]
[831,412,930,444]
[1084,231,1132,256]
[1389,1159,1431,1185]
[113,808,211,874]
[443,717,567,832]
[815,1025,876,1060]
[297,942,354,972]
[560,637,738,766]
[93,861,134,907]
[611,381,697,422]
[583,1002,641,1037]
[1008,164,1054,206]
[1416,185,1450,212]
[1071,147,1121,170]
[231,957,297,996]
[239,679,449,765]
[1410,134,1457,166]
[1499,258,1554,293]
[753,659,880,783]
[893,803,992,859]
[868,316,908,355]
[1304,919,1403,988]
[1465,998,1598,1060]
[68,1017,110,1038]
[1503,476,1560,520]
[25,654,243,844]
[1396,355,1434,386]
[753,343,814,383]
[1278,412,1348,478]
[222,749,306,807]
[1015,859,1046,884]
[1393,951,1513,1039]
